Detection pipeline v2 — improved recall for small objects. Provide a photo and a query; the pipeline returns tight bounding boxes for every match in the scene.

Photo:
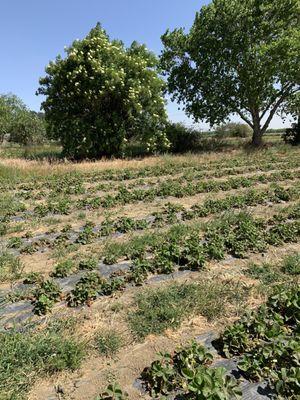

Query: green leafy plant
[78,257,98,271]
[23,272,43,285]
[184,366,242,399]
[76,221,96,244]
[142,342,241,399]
[67,272,106,307]
[38,24,169,159]
[33,280,62,315]
[50,259,75,278]
[219,286,300,398]
[96,383,128,400]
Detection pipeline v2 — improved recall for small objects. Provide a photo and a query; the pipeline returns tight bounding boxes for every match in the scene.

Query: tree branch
[261,90,293,134]
[260,83,294,122]
[236,110,254,128]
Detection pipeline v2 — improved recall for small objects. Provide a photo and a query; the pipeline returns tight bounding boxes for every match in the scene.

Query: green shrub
[141,342,241,399]
[282,121,300,145]
[0,93,46,146]
[214,122,252,138]
[67,272,106,307]
[50,259,75,278]
[23,271,43,284]
[33,279,62,315]
[166,122,202,153]
[219,285,299,398]
[78,257,98,271]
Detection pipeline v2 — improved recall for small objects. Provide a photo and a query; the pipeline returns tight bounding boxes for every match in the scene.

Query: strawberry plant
[7,237,23,249]
[67,272,106,307]
[141,352,177,396]
[142,342,241,399]
[219,286,300,398]
[179,236,207,270]
[128,258,153,285]
[76,221,96,244]
[23,271,43,284]
[33,279,62,315]
[183,366,242,399]
[96,383,128,400]
[50,259,75,278]
[78,257,98,271]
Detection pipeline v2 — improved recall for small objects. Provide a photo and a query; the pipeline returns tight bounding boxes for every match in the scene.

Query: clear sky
[1,0,287,129]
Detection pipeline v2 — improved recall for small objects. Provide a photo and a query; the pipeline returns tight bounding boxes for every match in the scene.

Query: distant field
[0,143,299,400]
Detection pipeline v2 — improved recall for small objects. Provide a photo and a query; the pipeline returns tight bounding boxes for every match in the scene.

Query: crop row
[7,162,300,214]
[24,203,300,315]
[2,152,300,195]
[5,184,299,255]
[1,157,298,222]
[25,169,300,219]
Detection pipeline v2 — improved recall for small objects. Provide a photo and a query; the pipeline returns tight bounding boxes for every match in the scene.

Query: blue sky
[1,0,287,129]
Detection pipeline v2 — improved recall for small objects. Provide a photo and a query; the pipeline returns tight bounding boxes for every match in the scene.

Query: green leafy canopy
[38,23,169,159]
[161,0,300,145]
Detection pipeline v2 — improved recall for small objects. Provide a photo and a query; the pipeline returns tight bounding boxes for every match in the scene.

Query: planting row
[1,158,298,214]
[2,150,299,193]
[6,203,299,317]
[3,184,299,258]
[3,168,298,224]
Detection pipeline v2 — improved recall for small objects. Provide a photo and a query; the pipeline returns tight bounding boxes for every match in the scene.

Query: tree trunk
[252,127,263,146]
[251,111,263,146]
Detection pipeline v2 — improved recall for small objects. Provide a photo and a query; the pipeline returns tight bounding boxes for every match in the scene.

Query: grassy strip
[245,252,300,285]
[128,280,249,339]
[0,319,85,400]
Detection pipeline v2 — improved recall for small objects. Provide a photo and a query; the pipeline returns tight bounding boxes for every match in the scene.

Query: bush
[38,24,169,159]
[215,122,252,138]
[282,120,300,145]
[166,122,202,153]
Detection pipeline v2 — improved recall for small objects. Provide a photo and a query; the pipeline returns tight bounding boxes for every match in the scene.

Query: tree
[37,24,169,159]
[0,95,12,143]
[0,94,46,145]
[161,0,300,146]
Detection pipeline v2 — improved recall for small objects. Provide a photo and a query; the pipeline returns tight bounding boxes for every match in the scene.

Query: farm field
[0,145,299,400]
